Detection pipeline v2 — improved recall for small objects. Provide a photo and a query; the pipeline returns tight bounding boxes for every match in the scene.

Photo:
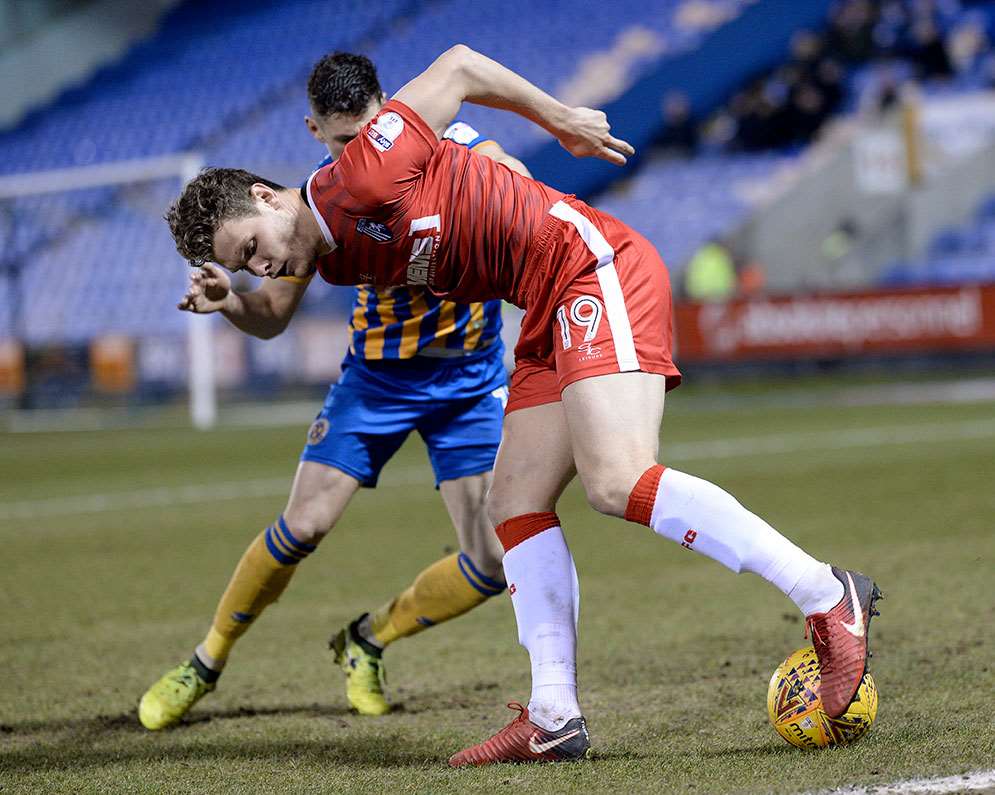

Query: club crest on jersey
[306,418,329,446]
[356,218,392,242]
[367,111,404,152]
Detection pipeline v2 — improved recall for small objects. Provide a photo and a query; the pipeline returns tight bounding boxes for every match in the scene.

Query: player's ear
[304,116,324,144]
[250,183,279,208]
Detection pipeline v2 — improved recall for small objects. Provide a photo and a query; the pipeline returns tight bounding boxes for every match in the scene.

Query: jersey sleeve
[336,99,440,211]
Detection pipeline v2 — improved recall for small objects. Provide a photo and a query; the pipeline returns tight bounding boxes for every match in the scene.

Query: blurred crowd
[655,0,995,155]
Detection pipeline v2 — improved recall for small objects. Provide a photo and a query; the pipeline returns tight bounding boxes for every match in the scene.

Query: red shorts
[507,199,682,415]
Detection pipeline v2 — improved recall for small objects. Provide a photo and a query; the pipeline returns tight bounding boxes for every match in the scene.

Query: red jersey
[305,99,565,307]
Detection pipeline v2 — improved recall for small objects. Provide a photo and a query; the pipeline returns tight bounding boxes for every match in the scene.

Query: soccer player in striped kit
[139,53,530,730]
[166,46,882,764]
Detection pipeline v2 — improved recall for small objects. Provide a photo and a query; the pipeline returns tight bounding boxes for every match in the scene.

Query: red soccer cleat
[448,702,591,767]
[806,566,883,718]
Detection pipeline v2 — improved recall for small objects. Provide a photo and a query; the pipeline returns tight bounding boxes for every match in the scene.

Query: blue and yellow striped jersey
[314,121,504,361]
[350,287,502,359]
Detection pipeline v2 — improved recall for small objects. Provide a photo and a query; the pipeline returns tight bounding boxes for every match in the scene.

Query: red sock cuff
[625,464,666,526]
[494,512,561,552]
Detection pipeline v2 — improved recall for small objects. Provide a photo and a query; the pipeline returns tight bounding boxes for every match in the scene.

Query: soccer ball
[767,646,878,749]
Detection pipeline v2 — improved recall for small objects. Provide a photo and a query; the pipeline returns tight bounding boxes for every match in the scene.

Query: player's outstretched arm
[393,45,634,166]
[178,264,309,339]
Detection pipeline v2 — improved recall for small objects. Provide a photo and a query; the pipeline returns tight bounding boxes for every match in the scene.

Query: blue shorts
[301,347,508,487]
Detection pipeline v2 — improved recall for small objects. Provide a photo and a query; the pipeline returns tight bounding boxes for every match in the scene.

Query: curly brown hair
[165,167,286,265]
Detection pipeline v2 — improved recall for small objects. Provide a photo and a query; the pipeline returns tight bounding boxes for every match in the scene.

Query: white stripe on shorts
[549,201,640,372]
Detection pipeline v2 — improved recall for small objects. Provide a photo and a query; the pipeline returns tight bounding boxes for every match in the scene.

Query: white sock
[502,525,581,731]
[647,468,844,615]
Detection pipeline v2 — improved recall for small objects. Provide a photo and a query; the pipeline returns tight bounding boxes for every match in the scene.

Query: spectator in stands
[946,14,991,80]
[737,258,766,298]
[786,81,830,144]
[684,240,737,301]
[730,84,788,151]
[904,18,954,78]
[814,56,846,113]
[872,0,912,56]
[656,90,698,155]
[790,30,826,79]
[698,106,736,153]
[820,218,860,276]
[827,0,879,64]
[859,61,904,115]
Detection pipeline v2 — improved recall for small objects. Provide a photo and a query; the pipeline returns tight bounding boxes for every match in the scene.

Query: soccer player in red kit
[167,45,882,766]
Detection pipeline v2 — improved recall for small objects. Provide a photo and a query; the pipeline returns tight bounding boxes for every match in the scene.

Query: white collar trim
[305,171,337,252]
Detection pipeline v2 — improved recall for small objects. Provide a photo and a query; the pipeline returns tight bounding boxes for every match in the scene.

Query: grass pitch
[1,381,994,793]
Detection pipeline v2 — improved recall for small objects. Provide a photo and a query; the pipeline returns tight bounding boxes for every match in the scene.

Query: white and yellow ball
[767,645,878,749]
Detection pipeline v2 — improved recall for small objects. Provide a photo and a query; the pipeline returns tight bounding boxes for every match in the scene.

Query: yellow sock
[369,552,505,647]
[200,516,315,666]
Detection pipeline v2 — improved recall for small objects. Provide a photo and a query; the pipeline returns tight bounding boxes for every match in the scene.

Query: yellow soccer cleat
[138,660,216,730]
[329,615,390,716]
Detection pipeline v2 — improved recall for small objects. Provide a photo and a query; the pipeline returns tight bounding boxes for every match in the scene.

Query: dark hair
[165,167,286,266]
[307,52,383,118]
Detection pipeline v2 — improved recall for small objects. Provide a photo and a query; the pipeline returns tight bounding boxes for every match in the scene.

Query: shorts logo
[681,528,697,549]
[576,341,603,360]
[306,418,329,445]
[356,218,392,242]
[508,583,517,595]
[367,111,404,152]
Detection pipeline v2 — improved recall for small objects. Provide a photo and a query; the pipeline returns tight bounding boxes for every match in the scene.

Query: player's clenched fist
[177,264,231,313]
[556,107,635,166]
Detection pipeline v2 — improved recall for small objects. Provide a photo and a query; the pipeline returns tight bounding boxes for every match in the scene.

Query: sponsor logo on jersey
[367,111,404,152]
[406,215,440,286]
[367,127,393,151]
[356,218,392,242]
[407,237,433,285]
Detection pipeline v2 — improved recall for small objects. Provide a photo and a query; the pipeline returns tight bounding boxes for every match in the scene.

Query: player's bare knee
[581,475,632,518]
[486,483,557,528]
[484,487,514,529]
[281,506,333,545]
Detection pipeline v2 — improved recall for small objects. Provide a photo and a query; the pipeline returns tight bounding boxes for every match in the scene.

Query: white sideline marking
[809,768,995,794]
[2,418,994,522]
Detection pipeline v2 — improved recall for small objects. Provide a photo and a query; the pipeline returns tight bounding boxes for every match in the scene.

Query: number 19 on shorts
[556,296,604,351]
